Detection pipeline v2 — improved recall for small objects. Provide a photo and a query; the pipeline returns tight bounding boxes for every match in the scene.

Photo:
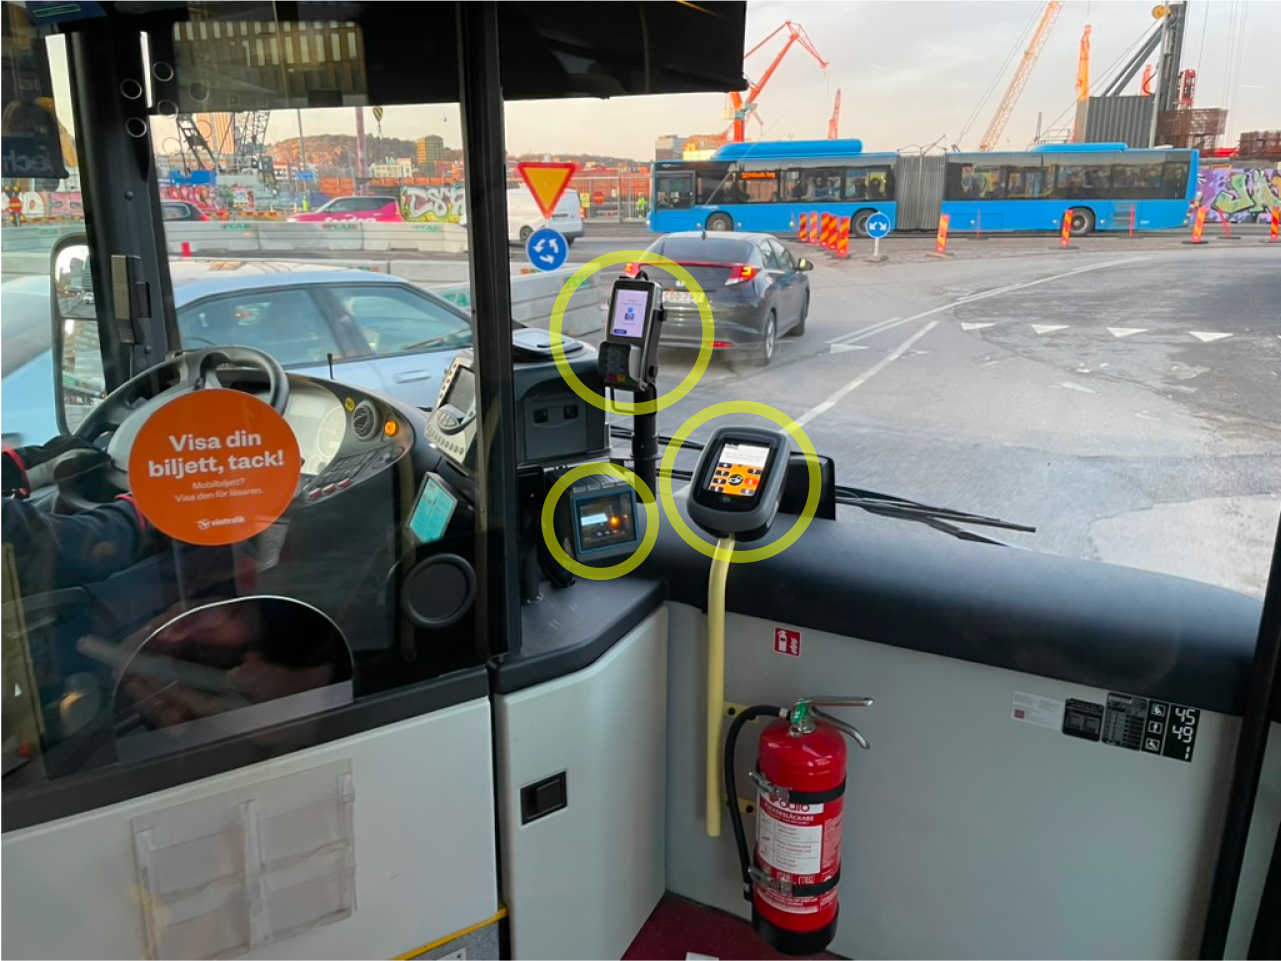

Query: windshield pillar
[456,1,521,653]
[66,19,177,387]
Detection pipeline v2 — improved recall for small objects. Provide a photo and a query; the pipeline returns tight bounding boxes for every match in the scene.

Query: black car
[161,200,210,222]
[626,231,812,365]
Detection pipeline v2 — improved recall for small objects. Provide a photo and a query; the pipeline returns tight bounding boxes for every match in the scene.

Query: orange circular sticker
[128,389,302,546]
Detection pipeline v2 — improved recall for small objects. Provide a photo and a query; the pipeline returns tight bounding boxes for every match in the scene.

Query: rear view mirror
[797,258,814,272]
[50,236,107,434]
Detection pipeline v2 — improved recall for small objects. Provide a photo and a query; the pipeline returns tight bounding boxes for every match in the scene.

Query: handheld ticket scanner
[689,427,872,958]
[598,277,662,393]
[688,426,790,542]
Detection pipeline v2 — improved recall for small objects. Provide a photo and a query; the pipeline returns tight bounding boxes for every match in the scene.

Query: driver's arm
[2,436,101,497]
[2,496,150,596]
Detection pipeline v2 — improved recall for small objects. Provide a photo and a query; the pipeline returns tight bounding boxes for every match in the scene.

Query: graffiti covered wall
[1197,165,1281,223]
[399,185,465,223]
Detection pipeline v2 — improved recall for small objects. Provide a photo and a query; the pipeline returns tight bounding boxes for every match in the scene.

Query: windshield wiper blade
[837,486,1035,533]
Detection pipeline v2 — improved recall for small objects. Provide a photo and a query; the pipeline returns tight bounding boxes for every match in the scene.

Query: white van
[507,187,583,245]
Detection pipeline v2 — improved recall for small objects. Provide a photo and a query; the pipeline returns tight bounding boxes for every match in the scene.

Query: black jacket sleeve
[2,498,148,596]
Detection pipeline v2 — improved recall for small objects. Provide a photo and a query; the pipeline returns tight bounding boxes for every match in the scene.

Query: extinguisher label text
[758,797,825,876]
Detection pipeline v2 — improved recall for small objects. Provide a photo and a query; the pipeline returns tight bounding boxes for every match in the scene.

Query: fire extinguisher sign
[774,628,801,657]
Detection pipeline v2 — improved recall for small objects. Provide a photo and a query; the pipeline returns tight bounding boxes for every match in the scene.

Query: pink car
[288,196,401,222]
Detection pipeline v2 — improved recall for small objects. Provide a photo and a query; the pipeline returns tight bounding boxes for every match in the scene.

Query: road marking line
[793,321,939,429]
[825,257,1147,347]
[1058,381,1096,394]
[793,258,1146,430]
[1107,327,1148,338]
[960,322,996,331]
[829,343,870,354]
[827,317,901,345]
[1190,331,1233,343]
[1031,324,1070,334]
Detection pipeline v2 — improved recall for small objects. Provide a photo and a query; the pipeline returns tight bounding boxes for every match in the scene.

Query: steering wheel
[59,346,289,511]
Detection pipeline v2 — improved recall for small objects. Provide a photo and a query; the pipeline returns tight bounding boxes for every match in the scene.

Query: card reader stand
[599,277,664,493]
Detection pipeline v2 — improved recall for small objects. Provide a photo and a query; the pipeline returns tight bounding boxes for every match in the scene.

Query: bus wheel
[706,212,733,232]
[519,225,533,243]
[851,209,872,238]
[1069,208,1095,237]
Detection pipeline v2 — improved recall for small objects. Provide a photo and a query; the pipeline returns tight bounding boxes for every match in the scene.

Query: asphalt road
[581,235,1280,598]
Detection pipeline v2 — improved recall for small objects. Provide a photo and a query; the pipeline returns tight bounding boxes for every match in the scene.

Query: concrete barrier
[364,222,467,255]
[165,222,260,254]
[1,252,50,277]
[432,267,601,337]
[7,220,472,257]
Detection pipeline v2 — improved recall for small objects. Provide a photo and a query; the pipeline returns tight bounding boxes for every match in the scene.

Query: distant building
[417,134,446,165]
[371,157,414,179]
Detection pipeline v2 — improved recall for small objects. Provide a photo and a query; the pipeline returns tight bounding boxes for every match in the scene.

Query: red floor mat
[623,894,841,961]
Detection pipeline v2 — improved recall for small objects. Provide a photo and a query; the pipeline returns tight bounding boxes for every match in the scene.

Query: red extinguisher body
[753,716,848,956]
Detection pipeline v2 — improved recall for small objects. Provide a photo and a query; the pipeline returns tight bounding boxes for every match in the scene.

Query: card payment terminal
[687,426,790,542]
[598,278,662,391]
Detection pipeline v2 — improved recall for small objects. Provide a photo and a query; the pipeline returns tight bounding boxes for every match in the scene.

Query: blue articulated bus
[651,140,1198,237]
[650,139,898,237]
[943,143,1198,236]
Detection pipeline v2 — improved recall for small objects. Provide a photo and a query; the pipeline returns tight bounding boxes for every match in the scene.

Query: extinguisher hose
[724,704,785,901]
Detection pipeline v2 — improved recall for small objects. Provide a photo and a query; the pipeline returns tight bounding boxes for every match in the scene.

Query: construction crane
[979,0,1064,151]
[175,114,218,172]
[1076,25,1091,100]
[828,89,841,139]
[725,20,828,143]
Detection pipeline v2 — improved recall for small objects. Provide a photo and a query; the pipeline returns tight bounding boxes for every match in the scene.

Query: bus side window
[656,172,694,209]
[843,168,868,200]
[1160,160,1189,199]
[740,170,779,203]
[1057,164,1111,200]
[802,168,841,201]
[782,169,804,201]
[961,164,1006,200]
[1006,164,1052,200]
[1111,162,1163,199]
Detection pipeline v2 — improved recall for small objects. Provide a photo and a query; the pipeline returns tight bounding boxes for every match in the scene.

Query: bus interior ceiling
[1,3,1280,961]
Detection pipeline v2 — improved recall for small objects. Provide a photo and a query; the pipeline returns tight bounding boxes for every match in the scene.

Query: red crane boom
[726,21,828,143]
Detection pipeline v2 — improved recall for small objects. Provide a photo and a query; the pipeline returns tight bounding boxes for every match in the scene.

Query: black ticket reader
[688,426,790,542]
[598,278,662,392]
[552,474,641,561]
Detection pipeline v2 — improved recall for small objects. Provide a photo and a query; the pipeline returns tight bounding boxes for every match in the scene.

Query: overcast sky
[50,1,1277,160]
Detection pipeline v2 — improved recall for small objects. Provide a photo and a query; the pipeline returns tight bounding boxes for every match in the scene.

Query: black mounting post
[1198,515,1281,959]
[631,385,659,495]
[66,18,177,393]
[457,1,521,659]
[1248,820,1281,959]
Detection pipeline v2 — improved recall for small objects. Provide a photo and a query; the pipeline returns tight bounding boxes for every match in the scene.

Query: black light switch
[521,772,567,824]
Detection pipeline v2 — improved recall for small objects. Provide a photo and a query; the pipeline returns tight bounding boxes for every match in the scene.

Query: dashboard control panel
[286,382,413,507]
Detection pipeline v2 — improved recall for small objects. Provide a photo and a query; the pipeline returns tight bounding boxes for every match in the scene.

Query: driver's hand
[3,436,106,496]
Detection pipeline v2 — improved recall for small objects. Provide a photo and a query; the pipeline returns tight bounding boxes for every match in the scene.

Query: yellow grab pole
[706,535,736,838]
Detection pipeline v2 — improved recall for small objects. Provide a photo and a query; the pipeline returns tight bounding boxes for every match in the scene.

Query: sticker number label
[1162,706,1200,763]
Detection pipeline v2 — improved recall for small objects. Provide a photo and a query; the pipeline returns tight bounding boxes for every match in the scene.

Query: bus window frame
[655,169,696,210]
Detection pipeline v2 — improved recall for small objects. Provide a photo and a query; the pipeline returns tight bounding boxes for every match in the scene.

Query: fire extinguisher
[725,696,872,956]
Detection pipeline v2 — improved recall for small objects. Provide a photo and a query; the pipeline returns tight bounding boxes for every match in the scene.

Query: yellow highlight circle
[549,250,714,417]
[541,462,660,581]
[659,401,821,564]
